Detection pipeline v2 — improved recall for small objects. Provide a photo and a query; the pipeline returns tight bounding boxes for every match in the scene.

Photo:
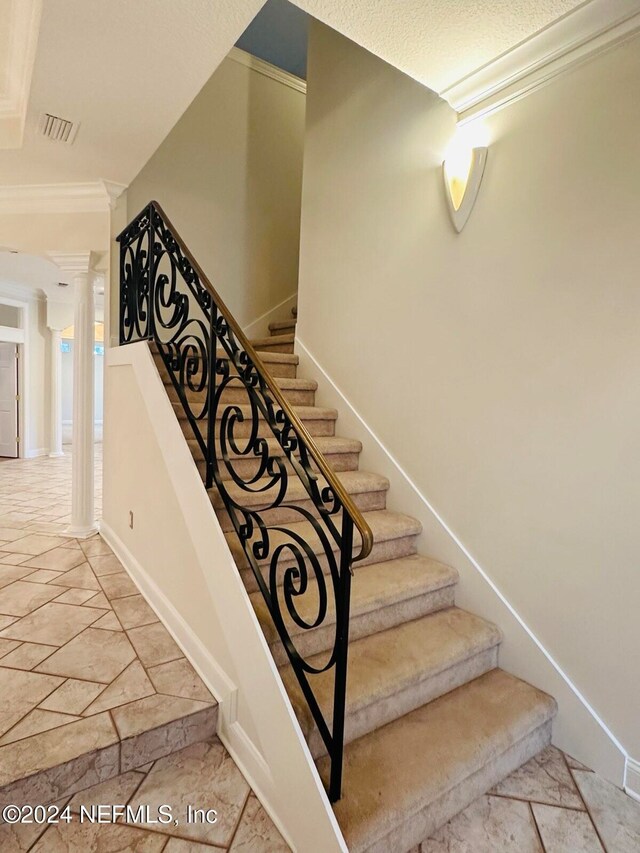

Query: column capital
[48,251,92,283]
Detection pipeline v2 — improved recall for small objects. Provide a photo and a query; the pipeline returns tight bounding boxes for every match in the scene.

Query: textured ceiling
[0,0,586,188]
[294,0,584,92]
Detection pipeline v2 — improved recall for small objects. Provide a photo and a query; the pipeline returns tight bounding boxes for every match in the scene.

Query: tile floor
[418,744,640,851]
[0,447,288,850]
[2,448,640,851]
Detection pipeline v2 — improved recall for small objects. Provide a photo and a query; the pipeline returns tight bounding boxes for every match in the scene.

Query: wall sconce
[443,129,488,233]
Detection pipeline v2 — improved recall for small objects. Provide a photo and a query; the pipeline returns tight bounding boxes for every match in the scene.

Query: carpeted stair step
[282,608,502,758]
[321,669,557,853]
[252,554,458,666]
[152,347,299,379]
[250,333,295,354]
[163,375,317,407]
[269,319,297,336]
[227,510,422,593]
[190,435,362,480]
[210,470,389,530]
[174,403,338,438]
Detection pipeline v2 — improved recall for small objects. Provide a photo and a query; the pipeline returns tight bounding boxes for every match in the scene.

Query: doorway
[0,341,18,458]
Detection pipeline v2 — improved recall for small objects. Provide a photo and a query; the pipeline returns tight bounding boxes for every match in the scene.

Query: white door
[0,343,18,458]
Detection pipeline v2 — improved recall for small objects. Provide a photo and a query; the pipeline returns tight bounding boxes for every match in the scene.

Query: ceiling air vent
[38,113,79,144]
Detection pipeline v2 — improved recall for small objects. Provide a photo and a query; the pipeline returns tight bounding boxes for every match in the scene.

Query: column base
[66,523,99,539]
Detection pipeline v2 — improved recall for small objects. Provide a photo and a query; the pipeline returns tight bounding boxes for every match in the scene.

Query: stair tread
[252,554,458,644]
[269,320,296,333]
[282,608,502,732]
[172,402,337,421]
[209,470,389,508]
[187,434,362,456]
[153,346,299,365]
[226,509,423,564]
[320,669,557,852]
[251,333,295,347]
[162,375,316,392]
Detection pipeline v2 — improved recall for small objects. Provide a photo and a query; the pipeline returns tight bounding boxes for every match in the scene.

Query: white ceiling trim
[0,180,127,214]
[228,47,307,94]
[0,0,42,148]
[442,0,640,123]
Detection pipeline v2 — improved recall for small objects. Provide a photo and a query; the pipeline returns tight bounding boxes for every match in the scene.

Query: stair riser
[153,353,298,379]
[178,416,336,439]
[266,585,457,667]
[308,648,499,759]
[237,534,419,594]
[363,719,553,853]
[0,705,217,810]
[254,342,295,354]
[213,488,387,531]
[164,383,316,407]
[194,451,361,481]
[269,322,296,336]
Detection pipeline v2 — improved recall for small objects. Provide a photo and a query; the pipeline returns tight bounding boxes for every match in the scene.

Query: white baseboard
[25,447,48,458]
[296,336,628,783]
[625,758,640,801]
[243,292,297,339]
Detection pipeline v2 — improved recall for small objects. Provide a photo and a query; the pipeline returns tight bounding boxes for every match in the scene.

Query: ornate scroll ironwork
[117,201,373,801]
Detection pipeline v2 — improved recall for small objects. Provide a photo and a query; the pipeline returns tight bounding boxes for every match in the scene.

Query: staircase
[156,314,557,852]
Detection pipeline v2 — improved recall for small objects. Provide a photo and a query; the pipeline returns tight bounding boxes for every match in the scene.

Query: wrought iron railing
[117,201,373,801]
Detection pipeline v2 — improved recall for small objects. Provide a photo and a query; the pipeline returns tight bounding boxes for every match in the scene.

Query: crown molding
[227,47,306,94]
[0,0,42,148]
[442,0,640,124]
[0,180,127,214]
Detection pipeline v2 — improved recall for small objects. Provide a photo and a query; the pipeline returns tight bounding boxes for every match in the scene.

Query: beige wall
[0,211,108,254]
[126,54,306,331]
[297,22,640,771]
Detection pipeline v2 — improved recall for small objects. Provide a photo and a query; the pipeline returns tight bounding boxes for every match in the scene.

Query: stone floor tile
[8,534,67,556]
[128,738,250,845]
[229,793,289,851]
[39,678,106,715]
[422,795,543,852]
[81,539,114,558]
[0,711,118,790]
[0,667,64,738]
[0,815,49,851]
[163,838,221,851]
[111,694,214,741]
[22,569,64,583]
[53,562,101,591]
[69,769,146,812]
[0,553,33,565]
[0,641,57,670]
[37,627,137,683]
[0,614,17,630]
[532,803,604,852]
[0,580,68,617]
[100,572,140,600]
[21,547,86,572]
[148,658,213,702]
[0,602,105,645]
[565,753,593,772]
[127,622,183,667]
[88,553,125,576]
[0,708,81,745]
[573,769,640,852]
[0,564,35,589]
[32,822,167,852]
[83,590,111,609]
[112,594,159,629]
[490,745,584,809]
[0,637,20,657]
[83,660,156,715]
[92,610,122,630]
[54,587,100,605]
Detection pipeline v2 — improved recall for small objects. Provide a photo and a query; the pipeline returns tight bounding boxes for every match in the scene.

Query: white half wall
[102,342,346,852]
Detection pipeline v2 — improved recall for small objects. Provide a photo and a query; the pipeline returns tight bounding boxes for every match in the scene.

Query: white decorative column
[48,328,64,457]
[69,267,96,537]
